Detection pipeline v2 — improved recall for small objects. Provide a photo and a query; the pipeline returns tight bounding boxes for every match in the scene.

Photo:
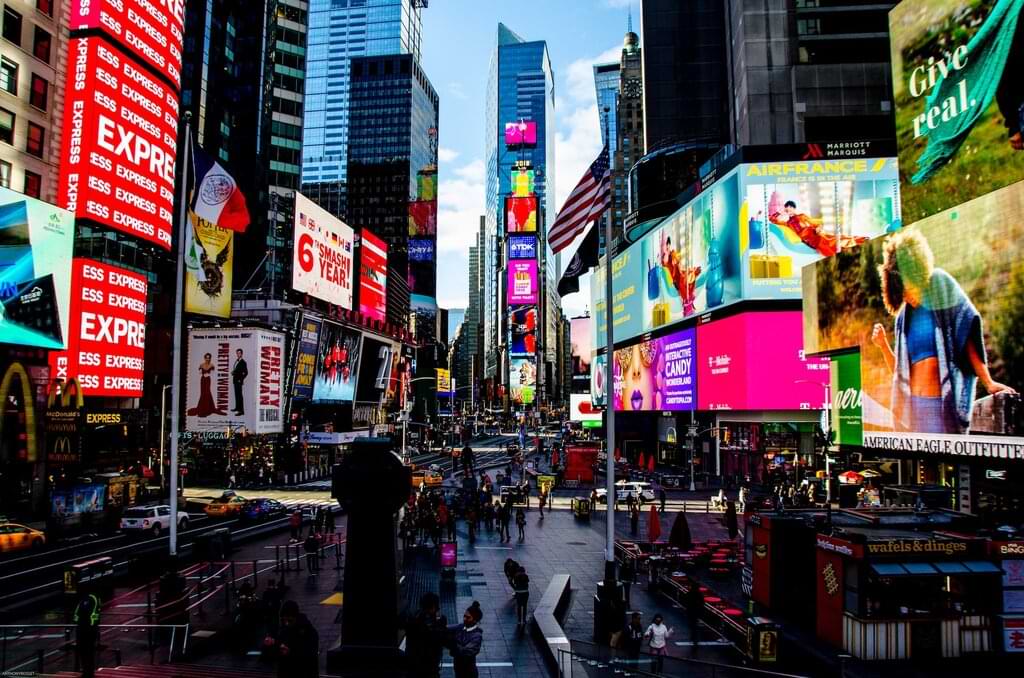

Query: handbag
[647,260,660,300]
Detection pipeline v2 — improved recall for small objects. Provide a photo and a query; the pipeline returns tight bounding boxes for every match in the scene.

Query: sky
[423,0,634,319]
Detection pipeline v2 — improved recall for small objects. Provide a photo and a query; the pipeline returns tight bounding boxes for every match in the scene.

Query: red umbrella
[647,454,656,473]
[637,451,646,470]
[648,505,662,542]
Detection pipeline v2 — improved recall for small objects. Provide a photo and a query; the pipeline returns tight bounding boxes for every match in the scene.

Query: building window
[33,26,50,62]
[23,170,40,198]
[36,0,53,17]
[29,73,46,109]
[2,6,21,45]
[0,58,17,95]
[0,108,12,144]
[26,122,43,157]
[0,160,9,187]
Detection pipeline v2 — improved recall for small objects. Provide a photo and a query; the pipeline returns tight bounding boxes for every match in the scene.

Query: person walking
[75,592,101,678]
[447,601,484,678]
[590,488,599,512]
[495,502,508,542]
[405,592,447,678]
[265,600,319,678]
[623,612,645,660]
[512,566,530,627]
[502,500,513,543]
[324,507,336,535]
[538,490,546,520]
[466,504,477,544]
[289,510,302,542]
[515,507,526,542]
[304,532,320,574]
[630,504,640,535]
[483,500,495,532]
[659,486,667,513]
[644,613,673,674]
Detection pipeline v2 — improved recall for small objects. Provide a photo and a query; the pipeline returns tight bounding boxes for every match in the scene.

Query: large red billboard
[359,229,387,322]
[49,259,148,397]
[58,35,178,250]
[70,0,185,89]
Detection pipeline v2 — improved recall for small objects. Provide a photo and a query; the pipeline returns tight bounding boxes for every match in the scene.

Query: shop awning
[962,561,1002,574]
[902,562,939,575]
[871,563,909,576]
[933,561,970,574]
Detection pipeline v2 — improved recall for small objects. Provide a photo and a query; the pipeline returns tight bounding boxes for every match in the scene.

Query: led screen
[408,200,437,237]
[359,229,387,322]
[570,394,602,422]
[510,357,536,405]
[506,196,538,233]
[505,121,538,146]
[507,260,538,305]
[291,314,321,400]
[293,193,354,309]
[508,234,537,260]
[510,306,537,356]
[356,336,396,404]
[312,320,363,402]
[409,239,434,262]
[591,353,607,408]
[571,317,591,392]
[511,169,535,197]
[612,328,696,412]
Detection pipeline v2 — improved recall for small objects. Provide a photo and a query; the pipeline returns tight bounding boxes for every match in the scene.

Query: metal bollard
[253,559,259,587]
[275,545,281,573]
[36,649,44,673]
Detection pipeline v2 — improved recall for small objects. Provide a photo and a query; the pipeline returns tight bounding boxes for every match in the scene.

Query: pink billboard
[505,120,538,146]
[697,311,828,411]
[508,260,538,305]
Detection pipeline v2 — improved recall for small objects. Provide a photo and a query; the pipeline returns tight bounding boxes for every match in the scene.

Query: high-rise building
[594,61,620,253]
[464,217,484,407]
[483,23,559,407]
[301,0,424,193]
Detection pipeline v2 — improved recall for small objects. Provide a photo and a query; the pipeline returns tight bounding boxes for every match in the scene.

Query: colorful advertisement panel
[831,352,863,446]
[184,216,233,318]
[356,336,396,404]
[411,294,438,344]
[436,368,451,393]
[697,311,828,411]
[570,393,602,422]
[0,188,74,349]
[311,320,362,402]
[804,181,1024,456]
[510,357,536,405]
[509,306,537,356]
[889,0,1024,223]
[359,229,387,322]
[570,317,591,393]
[507,260,538,304]
[293,193,354,309]
[58,35,179,249]
[186,327,285,434]
[511,169,535,197]
[592,352,607,407]
[408,200,437,237]
[48,259,146,397]
[506,196,538,233]
[508,234,537,259]
[409,239,434,262]
[739,158,900,299]
[291,315,321,400]
[505,121,538,146]
[613,328,697,412]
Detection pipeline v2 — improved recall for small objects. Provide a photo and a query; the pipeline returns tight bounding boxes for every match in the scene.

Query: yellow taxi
[203,494,247,518]
[410,470,443,491]
[0,523,46,553]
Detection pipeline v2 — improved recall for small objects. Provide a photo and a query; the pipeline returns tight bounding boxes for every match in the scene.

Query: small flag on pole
[547,146,610,254]
[190,143,251,233]
[557,222,599,296]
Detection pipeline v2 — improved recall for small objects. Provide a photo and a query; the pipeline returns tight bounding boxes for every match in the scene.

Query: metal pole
[825,381,832,504]
[160,385,170,493]
[601,111,616,582]
[169,113,192,557]
[689,410,697,492]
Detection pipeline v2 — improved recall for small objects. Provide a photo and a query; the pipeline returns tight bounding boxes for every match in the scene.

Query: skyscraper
[594,61,621,253]
[301,0,424,192]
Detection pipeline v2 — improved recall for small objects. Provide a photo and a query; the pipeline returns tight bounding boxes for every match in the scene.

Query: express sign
[59,35,178,249]
[70,0,185,89]
[49,259,148,397]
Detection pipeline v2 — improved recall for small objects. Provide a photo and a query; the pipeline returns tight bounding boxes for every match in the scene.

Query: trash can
[746,616,781,664]
[65,557,114,598]
[193,527,232,560]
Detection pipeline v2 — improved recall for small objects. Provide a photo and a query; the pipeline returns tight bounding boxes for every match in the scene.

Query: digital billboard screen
[508,234,537,260]
[291,314,321,401]
[507,260,538,304]
[408,239,434,262]
[592,352,607,408]
[511,169,535,197]
[804,181,1024,457]
[509,306,537,356]
[506,196,538,233]
[408,258,436,298]
[510,357,536,405]
[505,121,538,147]
[889,0,1024,223]
[408,200,437,237]
[570,394,602,422]
[58,35,179,250]
[697,311,828,411]
[356,336,396,404]
[293,193,354,309]
[570,317,591,391]
[359,229,387,322]
[312,320,363,402]
[613,328,696,412]
[48,259,147,397]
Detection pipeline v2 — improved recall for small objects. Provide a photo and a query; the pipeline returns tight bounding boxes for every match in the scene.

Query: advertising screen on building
[510,357,536,405]
[70,0,185,88]
[312,320,362,402]
[505,121,538,147]
[58,35,179,250]
[359,229,387,322]
[507,260,538,304]
[436,368,451,393]
[506,196,538,233]
[570,317,591,392]
[356,336,396,404]
[408,239,434,262]
[409,200,437,237]
[291,314,321,400]
[889,0,1024,223]
[509,306,537,356]
[408,257,436,298]
[48,259,147,397]
[698,311,828,411]
[412,294,438,344]
[613,328,697,411]
[293,193,354,309]
[570,394,602,422]
[592,352,607,407]
[186,327,285,434]
[184,216,233,318]
[509,234,537,260]
[511,169,535,197]
[803,181,1024,457]
[0,188,74,349]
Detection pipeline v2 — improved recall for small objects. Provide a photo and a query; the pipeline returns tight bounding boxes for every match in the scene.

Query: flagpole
[169,112,192,557]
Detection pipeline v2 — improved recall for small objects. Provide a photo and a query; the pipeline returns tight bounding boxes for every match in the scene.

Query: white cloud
[565,45,621,103]
[553,103,602,213]
[438,147,460,163]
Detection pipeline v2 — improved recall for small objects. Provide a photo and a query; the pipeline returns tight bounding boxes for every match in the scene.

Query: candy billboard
[803,181,1024,458]
[612,328,696,412]
[359,229,387,322]
[293,193,354,309]
[510,357,536,405]
[698,311,828,411]
[312,320,363,402]
[889,0,1024,223]
[507,260,538,305]
[506,196,538,233]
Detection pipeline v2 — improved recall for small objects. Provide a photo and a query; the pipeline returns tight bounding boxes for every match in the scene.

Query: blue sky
[423,0,633,317]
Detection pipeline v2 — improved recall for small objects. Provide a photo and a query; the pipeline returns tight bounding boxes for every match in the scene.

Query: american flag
[548,146,611,254]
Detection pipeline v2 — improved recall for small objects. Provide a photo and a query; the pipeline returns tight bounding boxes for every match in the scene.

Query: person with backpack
[512,566,530,627]
[447,601,483,678]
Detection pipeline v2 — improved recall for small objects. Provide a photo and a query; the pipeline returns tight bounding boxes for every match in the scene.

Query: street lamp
[686,425,726,492]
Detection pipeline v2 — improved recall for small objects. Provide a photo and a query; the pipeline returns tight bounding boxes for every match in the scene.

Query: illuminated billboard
[592,352,607,408]
[359,229,387,322]
[697,311,828,411]
[356,337,396,404]
[184,216,233,318]
[510,306,537,356]
[570,394,602,422]
[409,239,434,262]
[312,320,363,402]
[505,121,538,146]
[511,169,535,197]
[0,188,74,349]
[291,314,321,400]
[510,357,536,405]
[508,234,537,260]
[48,259,147,397]
[409,200,437,237]
[506,196,538,233]
[58,35,179,250]
[804,181,1024,457]
[293,193,354,309]
[889,0,1024,223]
[507,260,538,304]
[570,317,591,392]
[613,328,696,412]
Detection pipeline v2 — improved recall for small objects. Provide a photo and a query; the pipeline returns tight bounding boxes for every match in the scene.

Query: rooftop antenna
[627,3,633,34]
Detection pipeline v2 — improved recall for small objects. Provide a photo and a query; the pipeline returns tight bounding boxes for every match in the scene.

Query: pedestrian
[324,507,336,535]
[75,592,100,678]
[228,469,237,489]
[289,510,302,542]
[590,488,598,512]
[495,502,508,542]
[405,592,447,678]
[630,504,639,535]
[644,613,673,674]
[501,501,513,543]
[304,531,320,573]
[483,500,495,532]
[265,600,319,678]
[447,601,483,678]
[625,493,635,514]
[623,612,645,659]
[466,504,477,544]
[538,490,546,520]
[619,558,635,607]
[512,566,530,626]
[659,486,667,513]
[515,507,526,541]
[446,504,458,541]
[687,583,704,655]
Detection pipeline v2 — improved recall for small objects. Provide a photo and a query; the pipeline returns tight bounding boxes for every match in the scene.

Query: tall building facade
[483,24,559,408]
[593,61,620,253]
[464,217,484,407]
[301,0,424,191]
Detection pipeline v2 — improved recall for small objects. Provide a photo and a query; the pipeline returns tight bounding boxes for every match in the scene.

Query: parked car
[120,505,189,537]
[240,498,287,522]
[204,495,247,518]
[0,523,46,553]
[595,481,656,504]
